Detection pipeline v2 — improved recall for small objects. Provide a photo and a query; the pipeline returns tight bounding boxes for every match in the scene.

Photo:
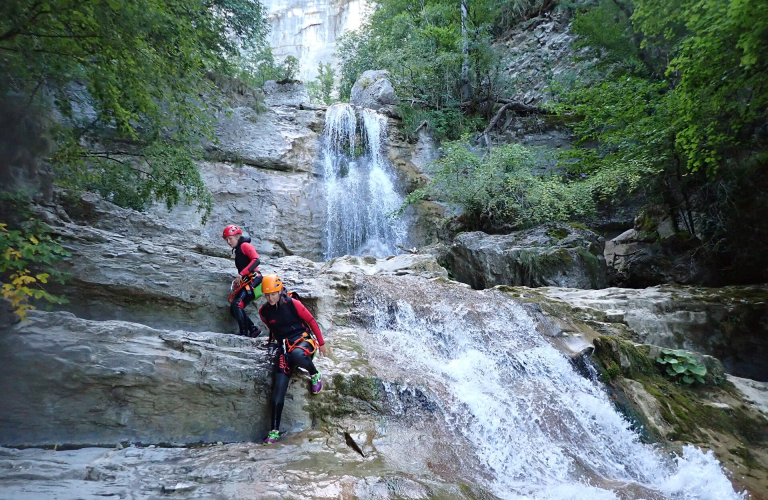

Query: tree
[551,0,768,282]
[0,0,269,317]
[0,0,269,217]
[307,62,337,105]
[337,0,543,140]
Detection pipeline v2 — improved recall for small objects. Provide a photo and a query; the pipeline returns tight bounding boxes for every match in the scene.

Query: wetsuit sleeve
[293,299,324,345]
[239,243,260,276]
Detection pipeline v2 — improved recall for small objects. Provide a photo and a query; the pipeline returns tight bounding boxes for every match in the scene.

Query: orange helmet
[262,274,284,294]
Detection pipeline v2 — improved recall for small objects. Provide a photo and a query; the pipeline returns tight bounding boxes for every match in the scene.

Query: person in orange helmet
[259,273,327,445]
[223,224,262,338]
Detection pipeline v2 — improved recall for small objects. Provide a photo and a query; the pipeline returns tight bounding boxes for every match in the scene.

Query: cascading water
[322,103,407,259]
[356,277,745,500]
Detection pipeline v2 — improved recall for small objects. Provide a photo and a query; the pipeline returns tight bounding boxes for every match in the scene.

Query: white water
[322,103,407,259]
[361,281,745,500]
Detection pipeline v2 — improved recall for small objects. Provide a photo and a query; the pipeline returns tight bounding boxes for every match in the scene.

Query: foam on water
[362,285,745,500]
[322,104,406,259]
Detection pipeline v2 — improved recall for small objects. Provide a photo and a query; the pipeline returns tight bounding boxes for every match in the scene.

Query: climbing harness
[276,332,318,375]
[228,274,262,303]
[283,330,318,358]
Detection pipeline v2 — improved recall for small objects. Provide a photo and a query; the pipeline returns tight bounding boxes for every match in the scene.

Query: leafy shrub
[0,194,68,320]
[655,348,707,385]
[306,62,337,105]
[235,47,300,89]
[403,138,653,230]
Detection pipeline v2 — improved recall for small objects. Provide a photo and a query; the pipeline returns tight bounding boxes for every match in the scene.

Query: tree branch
[483,103,511,135]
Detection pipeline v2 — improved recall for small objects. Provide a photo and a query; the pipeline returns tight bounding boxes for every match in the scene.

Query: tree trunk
[460,0,471,102]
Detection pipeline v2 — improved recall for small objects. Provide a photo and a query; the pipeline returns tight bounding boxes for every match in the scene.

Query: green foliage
[235,47,300,88]
[0,194,68,320]
[336,0,538,139]
[405,137,651,229]
[551,0,768,280]
[307,62,337,105]
[0,0,269,220]
[656,348,707,385]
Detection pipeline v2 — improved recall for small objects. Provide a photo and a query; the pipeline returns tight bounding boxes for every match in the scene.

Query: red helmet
[222,224,242,239]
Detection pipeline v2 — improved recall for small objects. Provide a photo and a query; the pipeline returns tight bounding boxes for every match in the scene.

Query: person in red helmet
[259,273,327,445]
[223,224,262,338]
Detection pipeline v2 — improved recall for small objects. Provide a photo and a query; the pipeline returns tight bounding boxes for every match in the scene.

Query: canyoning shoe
[247,325,261,338]
[311,372,323,394]
[263,430,280,445]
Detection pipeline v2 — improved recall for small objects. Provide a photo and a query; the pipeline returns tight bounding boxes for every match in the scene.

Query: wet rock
[350,70,398,111]
[0,439,491,500]
[444,222,607,289]
[323,254,448,280]
[533,285,768,381]
[0,311,282,446]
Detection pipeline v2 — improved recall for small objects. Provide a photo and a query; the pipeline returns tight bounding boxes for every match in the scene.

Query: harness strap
[284,331,317,357]
[227,273,261,303]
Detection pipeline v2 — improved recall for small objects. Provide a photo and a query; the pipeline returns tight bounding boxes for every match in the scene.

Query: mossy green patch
[592,337,768,449]
[306,374,381,424]
[730,445,761,470]
[546,227,570,239]
[567,221,591,231]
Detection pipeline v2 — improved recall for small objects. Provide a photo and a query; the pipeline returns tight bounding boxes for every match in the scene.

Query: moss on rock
[591,336,768,478]
[306,374,382,424]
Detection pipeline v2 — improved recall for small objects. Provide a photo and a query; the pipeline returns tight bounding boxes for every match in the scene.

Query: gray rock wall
[152,81,327,260]
[535,285,768,381]
[443,223,608,289]
[0,312,277,446]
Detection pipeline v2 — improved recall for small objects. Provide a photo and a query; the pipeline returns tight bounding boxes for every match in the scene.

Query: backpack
[284,290,314,338]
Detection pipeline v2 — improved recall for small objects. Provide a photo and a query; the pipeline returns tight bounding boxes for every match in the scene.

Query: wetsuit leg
[271,351,292,430]
[286,341,318,376]
[230,287,256,336]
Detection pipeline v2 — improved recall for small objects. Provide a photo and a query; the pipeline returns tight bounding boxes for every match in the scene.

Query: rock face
[531,285,768,381]
[154,80,327,260]
[0,312,277,445]
[491,13,585,150]
[605,205,710,287]
[3,192,767,498]
[264,0,369,80]
[443,222,608,289]
[262,79,310,107]
[350,70,398,111]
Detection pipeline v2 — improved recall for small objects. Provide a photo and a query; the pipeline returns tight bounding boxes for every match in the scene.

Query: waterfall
[357,277,745,500]
[322,104,407,259]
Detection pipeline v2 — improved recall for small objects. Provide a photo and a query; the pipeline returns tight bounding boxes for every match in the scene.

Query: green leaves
[0,0,269,218]
[336,0,525,138]
[656,348,707,384]
[0,196,69,320]
[403,138,621,229]
[307,62,337,105]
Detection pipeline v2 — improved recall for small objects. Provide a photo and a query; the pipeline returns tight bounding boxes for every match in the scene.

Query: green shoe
[263,430,279,445]
[311,372,323,394]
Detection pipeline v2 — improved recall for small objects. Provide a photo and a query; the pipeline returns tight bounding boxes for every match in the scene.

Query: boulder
[350,70,398,111]
[605,205,711,287]
[262,79,310,107]
[444,222,608,289]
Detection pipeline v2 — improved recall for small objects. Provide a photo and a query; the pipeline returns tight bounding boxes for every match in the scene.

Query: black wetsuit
[230,236,263,337]
[259,293,325,431]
